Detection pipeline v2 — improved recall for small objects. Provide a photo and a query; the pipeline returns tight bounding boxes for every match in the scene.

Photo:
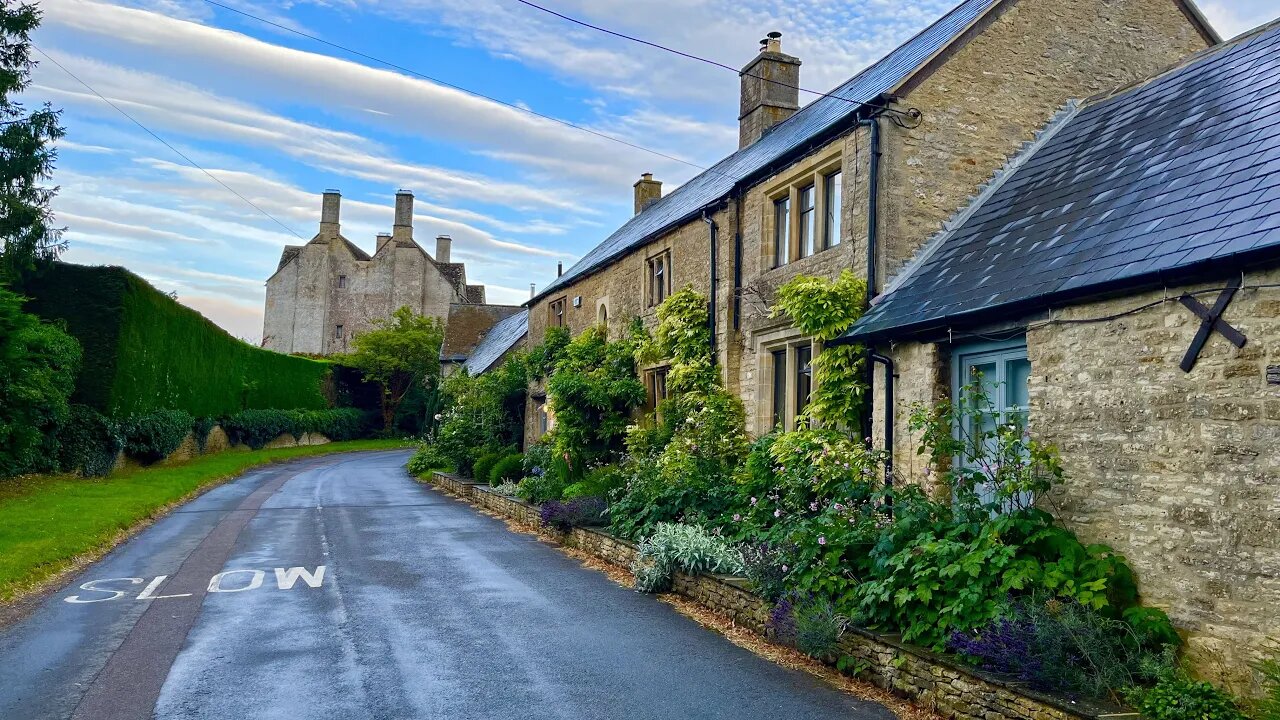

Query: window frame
[763,154,843,269]
[646,250,672,308]
[950,337,1032,508]
[337,274,348,289]
[335,324,344,339]
[772,196,791,268]
[548,297,567,327]
[823,170,842,250]
[761,336,820,434]
[797,183,816,259]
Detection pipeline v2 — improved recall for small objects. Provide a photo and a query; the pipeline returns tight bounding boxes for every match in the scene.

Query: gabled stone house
[263,190,490,355]
[524,0,1214,442]
[834,20,1280,682]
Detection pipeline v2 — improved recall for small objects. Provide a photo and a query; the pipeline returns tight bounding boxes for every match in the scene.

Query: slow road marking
[64,566,326,603]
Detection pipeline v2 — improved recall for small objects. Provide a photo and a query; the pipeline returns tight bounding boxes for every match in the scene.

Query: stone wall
[1027,272,1280,686]
[112,427,331,473]
[426,471,1103,720]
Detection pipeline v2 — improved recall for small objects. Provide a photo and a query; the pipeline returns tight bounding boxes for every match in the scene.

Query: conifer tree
[1,0,65,283]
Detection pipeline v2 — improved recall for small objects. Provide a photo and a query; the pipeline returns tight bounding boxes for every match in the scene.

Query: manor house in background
[263,190,502,355]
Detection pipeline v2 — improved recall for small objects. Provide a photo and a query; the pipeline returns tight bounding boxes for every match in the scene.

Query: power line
[33,45,307,240]
[200,0,710,172]
[511,0,913,120]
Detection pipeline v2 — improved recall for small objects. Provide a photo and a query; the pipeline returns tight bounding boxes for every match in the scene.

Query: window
[536,400,550,437]
[773,197,791,267]
[798,184,816,258]
[771,350,787,429]
[824,171,842,248]
[337,274,347,289]
[795,344,813,420]
[548,298,567,327]
[647,251,671,307]
[952,339,1032,507]
[644,366,670,412]
[598,303,608,327]
[335,324,344,339]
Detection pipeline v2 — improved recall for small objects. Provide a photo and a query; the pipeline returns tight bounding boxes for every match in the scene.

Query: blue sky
[26,0,1275,342]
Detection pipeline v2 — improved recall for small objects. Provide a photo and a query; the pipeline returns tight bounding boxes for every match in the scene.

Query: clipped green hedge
[222,408,370,450]
[24,263,332,417]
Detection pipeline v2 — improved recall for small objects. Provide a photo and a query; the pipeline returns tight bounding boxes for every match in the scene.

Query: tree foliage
[1,1,65,283]
[0,285,80,476]
[346,306,444,430]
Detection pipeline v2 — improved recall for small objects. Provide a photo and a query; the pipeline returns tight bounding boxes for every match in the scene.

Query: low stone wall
[426,471,1104,720]
[113,427,331,473]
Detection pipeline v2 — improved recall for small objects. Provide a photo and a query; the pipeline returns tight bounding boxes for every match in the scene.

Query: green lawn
[0,439,411,602]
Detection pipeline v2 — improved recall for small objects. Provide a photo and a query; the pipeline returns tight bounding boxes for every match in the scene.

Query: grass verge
[0,438,411,603]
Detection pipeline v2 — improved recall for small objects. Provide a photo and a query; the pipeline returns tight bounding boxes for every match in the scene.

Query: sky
[24,0,1278,343]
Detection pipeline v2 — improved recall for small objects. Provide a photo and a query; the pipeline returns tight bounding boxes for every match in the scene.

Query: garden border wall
[112,427,331,473]
[429,471,1119,720]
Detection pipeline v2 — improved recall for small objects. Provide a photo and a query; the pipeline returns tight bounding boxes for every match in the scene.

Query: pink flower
[809,502,819,512]
[781,565,789,573]
[834,503,845,511]
[818,536,827,546]
[732,514,742,522]
[750,496,758,506]
[773,509,782,518]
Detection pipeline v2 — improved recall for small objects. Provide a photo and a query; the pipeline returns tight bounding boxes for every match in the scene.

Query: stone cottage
[263,190,490,355]
[517,0,1280,684]
[834,20,1280,684]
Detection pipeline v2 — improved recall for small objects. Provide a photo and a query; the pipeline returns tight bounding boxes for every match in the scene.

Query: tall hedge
[24,263,332,416]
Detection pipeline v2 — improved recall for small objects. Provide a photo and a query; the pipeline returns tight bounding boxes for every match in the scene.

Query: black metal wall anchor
[1178,277,1246,372]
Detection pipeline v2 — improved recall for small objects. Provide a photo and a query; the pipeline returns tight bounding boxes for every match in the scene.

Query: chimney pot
[530,283,536,299]
[393,190,413,242]
[739,31,800,149]
[435,234,452,263]
[557,261,563,277]
[633,173,663,215]
[320,190,341,235]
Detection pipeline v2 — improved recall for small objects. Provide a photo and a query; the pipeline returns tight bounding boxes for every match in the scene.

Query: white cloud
[1200,0,1279,38]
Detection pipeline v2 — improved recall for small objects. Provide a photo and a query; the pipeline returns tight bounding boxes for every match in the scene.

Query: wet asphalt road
[0,449,892,720]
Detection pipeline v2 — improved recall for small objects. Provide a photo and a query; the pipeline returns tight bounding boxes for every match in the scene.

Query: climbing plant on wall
[771,269,868,429]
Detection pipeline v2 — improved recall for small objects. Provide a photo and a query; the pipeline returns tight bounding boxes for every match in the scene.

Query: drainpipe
[858,113,883,441]
[868,352,895,499]
[733,191,743,331]
[703,211,719,360]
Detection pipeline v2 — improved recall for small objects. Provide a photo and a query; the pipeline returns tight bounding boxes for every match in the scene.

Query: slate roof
[842,19,1280,343]
[441,304,524,362]
[462,309,528,375]
[530,0,1004,305]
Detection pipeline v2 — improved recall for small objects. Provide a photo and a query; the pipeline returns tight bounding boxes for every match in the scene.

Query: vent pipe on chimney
[739,31,801,149]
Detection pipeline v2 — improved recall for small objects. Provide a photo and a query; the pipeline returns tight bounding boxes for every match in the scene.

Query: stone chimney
[435,234,452,263]
[376,233,392,251]
[392,190,413,243]
[739,32,801,149]
[633,173,662,214]
[319,189,341,238]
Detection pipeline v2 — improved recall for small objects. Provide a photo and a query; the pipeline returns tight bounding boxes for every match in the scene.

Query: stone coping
[427,471,1121,720]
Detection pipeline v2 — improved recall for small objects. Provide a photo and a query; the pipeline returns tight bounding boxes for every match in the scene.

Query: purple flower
[809,501,819,512]
[834,503,845,511]
[750,496,758,506]
[818,536,827,546]
[773,509,782,518]
[733,513,742,522]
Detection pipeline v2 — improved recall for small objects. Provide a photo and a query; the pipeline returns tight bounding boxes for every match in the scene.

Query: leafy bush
[56,404,123,476]
[771,594,848,661]
[472,446,511,483]
[0,285,81,477]
[631,523,743,594]
[434,358,528,475]
[491,481,520,498]
[122,409,194,463]
[950,597,1171,700]
[539,496,607,532]
[517,472,567,505]
[407,443,449,475]
[1256,654,1280,720]
[297,407,369,441]
[192,416,216,452]
[738,540,793,603]
[488,453,524,486]
[222,408,369,450]
[563,463,625,499]
[1132,675,1245,720]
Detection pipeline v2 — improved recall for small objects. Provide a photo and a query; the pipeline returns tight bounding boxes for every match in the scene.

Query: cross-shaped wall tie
[1178,277,1246,372]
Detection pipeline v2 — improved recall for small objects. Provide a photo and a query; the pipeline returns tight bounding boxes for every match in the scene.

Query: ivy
[770,270,868,428]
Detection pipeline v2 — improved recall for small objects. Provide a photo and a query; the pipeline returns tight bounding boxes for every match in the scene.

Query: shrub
[300,407,369,441]
[222,409,297,450]
[1132,676,1245,720]
[0,285,81,477]
[563,463,625,499]
[631,523,743,594]
[517,472,566,505]
[738,541,793,603]
[122,409,194,463]
[488,453,524,486]
[790,595,849,661]
[192,416,216,452]
[56,404,123,477]
[472,446,513,482]
[539,496,607,532]
[1256,654,1280,720]
[407,443,449,475]
[949,597,1171,700]
[491,481,520,498]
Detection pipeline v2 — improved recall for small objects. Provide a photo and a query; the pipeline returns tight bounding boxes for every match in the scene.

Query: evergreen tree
[1,1,65,284]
